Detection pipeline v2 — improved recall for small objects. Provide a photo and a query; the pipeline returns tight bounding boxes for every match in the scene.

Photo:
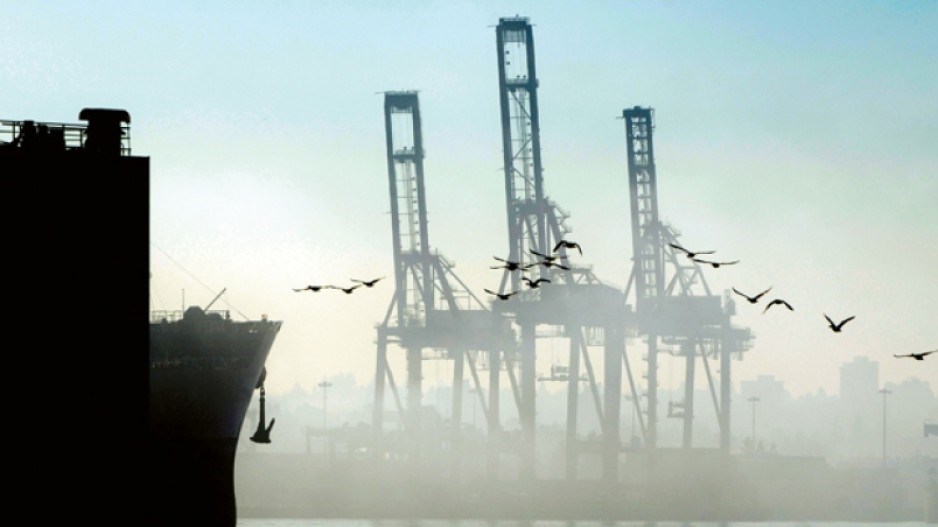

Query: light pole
[748,396,760,453]
[469,387,478,429]
[625,394,636,442]
[319,380,333,431]
[879,387,891,468]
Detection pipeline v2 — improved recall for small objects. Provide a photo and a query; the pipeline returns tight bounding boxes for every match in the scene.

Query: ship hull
[148,436,240,525]
[149,308,280,527]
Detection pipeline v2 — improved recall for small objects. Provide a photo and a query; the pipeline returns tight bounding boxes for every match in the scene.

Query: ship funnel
[79,108,130,156]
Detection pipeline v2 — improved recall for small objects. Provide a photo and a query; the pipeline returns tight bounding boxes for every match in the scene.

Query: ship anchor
[250,370,275,444]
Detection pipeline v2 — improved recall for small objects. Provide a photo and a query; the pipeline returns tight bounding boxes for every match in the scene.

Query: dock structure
[369,17,754,490]
[621,106,753,457]
[373,91,516,479]
[491,16,628,483]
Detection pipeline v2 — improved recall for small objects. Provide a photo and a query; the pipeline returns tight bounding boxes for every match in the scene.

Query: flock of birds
[484,239,583,300]
[291,238,933,363]
[668,242,933,362]
[293,276,385,295]
[668,241,854,326]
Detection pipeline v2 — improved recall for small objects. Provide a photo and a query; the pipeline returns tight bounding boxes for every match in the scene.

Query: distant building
[837,356,881,453]
[740,374,789,406]
[839,356,879,403]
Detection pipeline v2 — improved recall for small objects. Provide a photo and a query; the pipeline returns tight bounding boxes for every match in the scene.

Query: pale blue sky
[6,1,935,397]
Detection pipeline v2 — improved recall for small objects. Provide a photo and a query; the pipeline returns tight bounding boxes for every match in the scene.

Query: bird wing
[840,316,856,326]
[553,241,565,253]
[763,299,784,313]
[493,256,507,262]
[893,353,911,358]
[732,287,748,299]
[721,260,740,265]
[539,279,551,284]
[696,250,716,255]
[755,287,772,300]
[692,258,714,265]
[824,314,835,326]
[781,300,794,310]
[668,243,689,254]
[557,263,570,270]
[484,289,497,295]
[530,249,548,258]
[922,350,936,357]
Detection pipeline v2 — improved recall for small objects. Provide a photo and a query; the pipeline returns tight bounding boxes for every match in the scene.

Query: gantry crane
[492,17,629,483]
[374,91,516,478]
[621,106,753,454]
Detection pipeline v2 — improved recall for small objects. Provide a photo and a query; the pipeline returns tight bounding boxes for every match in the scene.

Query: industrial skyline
[7,1,934,399]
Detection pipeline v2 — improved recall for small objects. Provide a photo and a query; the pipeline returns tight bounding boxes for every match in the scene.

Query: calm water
[237,520,932,527]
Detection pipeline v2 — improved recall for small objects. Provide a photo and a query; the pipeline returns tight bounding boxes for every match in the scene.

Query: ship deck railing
[0,119,131,155]
[150,310,231,323]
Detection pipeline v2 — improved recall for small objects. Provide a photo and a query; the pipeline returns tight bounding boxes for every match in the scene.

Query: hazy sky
[7,1,935,397]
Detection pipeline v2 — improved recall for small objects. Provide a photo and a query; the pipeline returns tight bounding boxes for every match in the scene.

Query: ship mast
[204,288,226,311]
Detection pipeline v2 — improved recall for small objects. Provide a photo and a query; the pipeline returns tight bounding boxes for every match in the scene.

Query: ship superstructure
[3,108,281,527]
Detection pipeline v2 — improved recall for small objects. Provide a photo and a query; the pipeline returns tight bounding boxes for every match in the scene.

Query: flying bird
[553,239,582,255]
[293,285,333,292]
[536,260,570,270]
[732,287,772,304]
[484,288,520,301]
[763,299,794,314]
[522,277,551,289]
[824,314,856,333]
[530,249,567,263]
[335,284,362,294]
[668,243,715,259]
[491,256,533,271]
[692,258,739,269]
[352,277,385,287]
[893,350,935,361]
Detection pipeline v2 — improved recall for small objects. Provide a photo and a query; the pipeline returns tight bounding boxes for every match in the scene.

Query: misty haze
[7,1,933,526]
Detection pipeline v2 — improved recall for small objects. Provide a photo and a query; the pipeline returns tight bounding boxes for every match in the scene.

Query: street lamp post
[625,394,636,442]
[748,396,760,453]
[319,380,333,431]
[879,387,891,468]
[468,387,478,428]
